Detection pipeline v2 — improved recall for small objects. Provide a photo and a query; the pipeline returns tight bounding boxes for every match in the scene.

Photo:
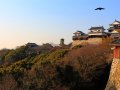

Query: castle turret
[88,26,107,38]
[108,20,120,39]
[60,38,65,46]
[87,26,107,44]
[72,31,88,40]
[72,31,88,47]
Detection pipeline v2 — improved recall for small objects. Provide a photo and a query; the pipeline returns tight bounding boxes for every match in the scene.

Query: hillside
[0,42,112,90]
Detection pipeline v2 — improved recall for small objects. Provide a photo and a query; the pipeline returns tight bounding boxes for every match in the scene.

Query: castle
[72,20,120,46]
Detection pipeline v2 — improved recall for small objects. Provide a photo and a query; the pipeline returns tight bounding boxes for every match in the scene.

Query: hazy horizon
[0,0,120,49]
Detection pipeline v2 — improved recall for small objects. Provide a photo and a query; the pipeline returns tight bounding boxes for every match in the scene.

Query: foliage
[4,46,27,65]
[0,42,112,90]
[72,44,83,49]
[46,49,69,61]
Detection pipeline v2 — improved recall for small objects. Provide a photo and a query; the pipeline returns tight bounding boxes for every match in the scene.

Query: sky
[0,0,120,49]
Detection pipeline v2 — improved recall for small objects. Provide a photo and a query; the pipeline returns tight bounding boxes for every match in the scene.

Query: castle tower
[87,26,107,44]
[88,26,107,38]
[108,20,120,39]
[72,31,88,40]
[72,31,88,46]
[60,38,65,46]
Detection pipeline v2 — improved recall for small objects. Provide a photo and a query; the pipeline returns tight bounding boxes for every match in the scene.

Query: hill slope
[0,43,112,90]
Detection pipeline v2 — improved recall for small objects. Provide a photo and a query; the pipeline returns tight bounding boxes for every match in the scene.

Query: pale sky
[0,0,120,49]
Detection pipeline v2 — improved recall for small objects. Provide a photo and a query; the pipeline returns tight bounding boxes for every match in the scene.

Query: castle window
[114,25,118,29]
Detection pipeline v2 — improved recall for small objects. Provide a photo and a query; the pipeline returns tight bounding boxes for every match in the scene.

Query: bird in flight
[95,7,105,10]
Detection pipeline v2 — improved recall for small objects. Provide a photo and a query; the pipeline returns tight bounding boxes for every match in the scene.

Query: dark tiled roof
[76,31,84,33]
[112,39,120,44]
[26,43,38,47]
[73,31,85,35]
[114,20,120,23]
[89,26,105,30]
[110,20,120,26]
[108,27,114,30]
[72,35,88,40]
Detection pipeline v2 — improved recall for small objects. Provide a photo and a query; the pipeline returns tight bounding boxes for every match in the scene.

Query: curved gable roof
[89,26,105,30]
[112,20,120,25]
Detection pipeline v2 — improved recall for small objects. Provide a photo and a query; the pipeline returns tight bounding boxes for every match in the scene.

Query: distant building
[108,20,120,39]
[88,26,107,38]
[26,43,38,48]
[60,38,65,46]
[72,20,120,47]
[72,31,88,46]
[72,31,88,40]
[87,26,108,44]
[72,26,107,46]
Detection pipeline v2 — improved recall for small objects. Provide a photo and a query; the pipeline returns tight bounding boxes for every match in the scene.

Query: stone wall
[105,59,120,90]
[72,40,88,47]
[87,38,102,44]
[72,38,102,47]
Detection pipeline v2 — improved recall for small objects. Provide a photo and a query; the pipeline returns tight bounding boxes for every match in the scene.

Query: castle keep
[72,20,120,46]
[108,20,120,39]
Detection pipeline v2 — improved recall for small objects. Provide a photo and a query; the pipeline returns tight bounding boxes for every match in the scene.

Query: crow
[95,7,105,10]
